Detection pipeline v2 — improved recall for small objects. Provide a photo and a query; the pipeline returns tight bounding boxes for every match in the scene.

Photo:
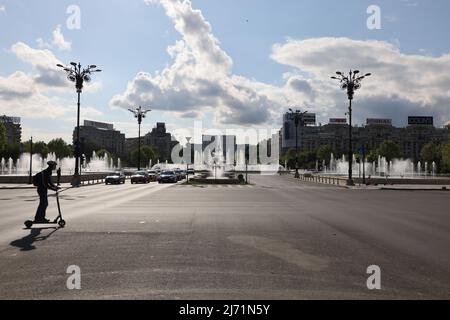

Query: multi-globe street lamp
[186,137,192,184]
[331,70,371,186]
[28,137,33,185]
[288,108,308,179]
[56,62,101,187]
[128,106,151,171]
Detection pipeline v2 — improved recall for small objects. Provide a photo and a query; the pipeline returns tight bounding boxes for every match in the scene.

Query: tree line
[281,138,450,174]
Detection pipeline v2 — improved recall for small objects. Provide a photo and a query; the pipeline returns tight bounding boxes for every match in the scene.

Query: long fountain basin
[189,178,242,185]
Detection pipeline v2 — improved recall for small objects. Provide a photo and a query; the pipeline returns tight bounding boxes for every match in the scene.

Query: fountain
[189,136,242,184]
[0,151,120,176]
[320,153,449,185]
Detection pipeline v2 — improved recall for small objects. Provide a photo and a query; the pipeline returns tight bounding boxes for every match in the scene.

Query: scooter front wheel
[58,220,66,228]
[24,220,33,229]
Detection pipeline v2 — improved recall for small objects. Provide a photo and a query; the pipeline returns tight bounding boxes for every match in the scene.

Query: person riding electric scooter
[33,161,60,223]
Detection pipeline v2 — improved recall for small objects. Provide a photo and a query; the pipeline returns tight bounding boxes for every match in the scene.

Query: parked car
[153,166,162,174]
[173,168,185,181]
[105,171,126,185]
[131,171,150,184]
[187,168,195,176]
[158,170,178,184]
[147,170,158,182]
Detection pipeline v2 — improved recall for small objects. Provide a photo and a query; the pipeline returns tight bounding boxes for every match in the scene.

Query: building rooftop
[0,115,21,124]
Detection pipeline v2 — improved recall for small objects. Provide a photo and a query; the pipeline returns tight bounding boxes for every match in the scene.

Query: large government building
[125,122,178,162]
[74,120,126,157]
[282,113,449,160]
[0,115,22,145]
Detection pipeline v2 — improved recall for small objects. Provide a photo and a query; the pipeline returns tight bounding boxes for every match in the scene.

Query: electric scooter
[24,171,70,229]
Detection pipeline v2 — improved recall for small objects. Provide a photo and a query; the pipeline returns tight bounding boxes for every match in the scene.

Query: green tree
[317,145,333,164]
[22,140,49,158]
[420,142,441,164]
[48,138,72,159]
[1,143,21,160]
[0,123,7,153]
[131,145,158,168]
[377,140,402,162]
[96,149,111,159]
[366,149,379,163]
[441,142,450,173]
[81,140,100,161]
[298,151,318,169]
[280,148,297,169]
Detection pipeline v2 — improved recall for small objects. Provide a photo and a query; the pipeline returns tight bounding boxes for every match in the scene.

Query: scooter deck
[24,217,65,229]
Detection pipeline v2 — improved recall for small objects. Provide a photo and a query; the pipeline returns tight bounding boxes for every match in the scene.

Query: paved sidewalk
[1,175,449,299]
[338,183,449,191]
[377,185,449,191]
[1,182,84,190]
[0,184,36,190]
[284,175,450,191]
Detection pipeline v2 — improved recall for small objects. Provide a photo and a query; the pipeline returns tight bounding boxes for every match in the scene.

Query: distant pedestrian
[57,167,61,186]
[32,161,59,223]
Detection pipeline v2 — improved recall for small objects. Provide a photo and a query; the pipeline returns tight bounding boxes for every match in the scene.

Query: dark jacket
[36,168,58,191]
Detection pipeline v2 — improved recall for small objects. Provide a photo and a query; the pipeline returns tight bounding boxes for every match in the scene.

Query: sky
[0,0,449,144]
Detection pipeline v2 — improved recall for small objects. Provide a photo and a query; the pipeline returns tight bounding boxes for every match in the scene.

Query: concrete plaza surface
[0,175,449,299]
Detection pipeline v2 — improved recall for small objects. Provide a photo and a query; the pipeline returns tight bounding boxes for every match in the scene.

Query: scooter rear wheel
[24,220,33,229]
[58,220,66,228]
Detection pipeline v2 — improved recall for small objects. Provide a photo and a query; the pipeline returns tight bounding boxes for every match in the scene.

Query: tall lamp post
[128,106,151,170]
[186,137,191,183]
[57,62,101,187]
[28,137,33,184]
[362,143,367,185]
[331,70,371,186]
[288,108,308,179]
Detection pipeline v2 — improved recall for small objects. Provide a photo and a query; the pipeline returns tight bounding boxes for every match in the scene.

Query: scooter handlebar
[56,187,72,194]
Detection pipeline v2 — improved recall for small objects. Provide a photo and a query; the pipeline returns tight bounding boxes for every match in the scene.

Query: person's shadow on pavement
[10,228,59,251]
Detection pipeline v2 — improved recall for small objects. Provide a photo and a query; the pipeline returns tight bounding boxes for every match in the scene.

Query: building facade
[0,115,22,145]
[144,123,178,161]
[282,114,449,160]
[74,120,125,157]
[125,123,178,162]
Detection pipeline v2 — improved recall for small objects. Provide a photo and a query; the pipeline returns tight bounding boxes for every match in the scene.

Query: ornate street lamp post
[57,62,101,187]
[28,137,33,184]
[186,137,191,183]
[128,106,151,170]
[331,70,371,186]
[288,108,308,179]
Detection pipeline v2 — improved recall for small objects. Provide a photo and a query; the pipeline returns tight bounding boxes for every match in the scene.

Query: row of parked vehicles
[105,168,195,185]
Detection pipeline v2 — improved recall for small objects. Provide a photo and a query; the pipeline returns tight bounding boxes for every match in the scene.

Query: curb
[288,177,350,189]
[380,187,449,191]
[0,182,106,190]
[0,187,35,190]
[284,176,450,191]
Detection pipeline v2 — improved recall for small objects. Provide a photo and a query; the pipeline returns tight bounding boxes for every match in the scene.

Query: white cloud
[36,25,72,52]
[52,24,72,51]
[271,37,450,125]
[112,1,450,128]
[0,5,6,12]
[111,0,280,125]
[10,41,101,93]
[11,41,69,89]
[0,42,102,129]
[36,38,52,50]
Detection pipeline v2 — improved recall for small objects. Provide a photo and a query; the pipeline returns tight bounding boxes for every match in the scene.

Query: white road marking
[228,235,328,271]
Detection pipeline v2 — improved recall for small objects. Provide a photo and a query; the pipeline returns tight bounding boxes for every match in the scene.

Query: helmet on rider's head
[47,161,57,170]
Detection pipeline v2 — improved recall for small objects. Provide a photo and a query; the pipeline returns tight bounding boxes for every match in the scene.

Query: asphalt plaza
[0,175,449,299]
